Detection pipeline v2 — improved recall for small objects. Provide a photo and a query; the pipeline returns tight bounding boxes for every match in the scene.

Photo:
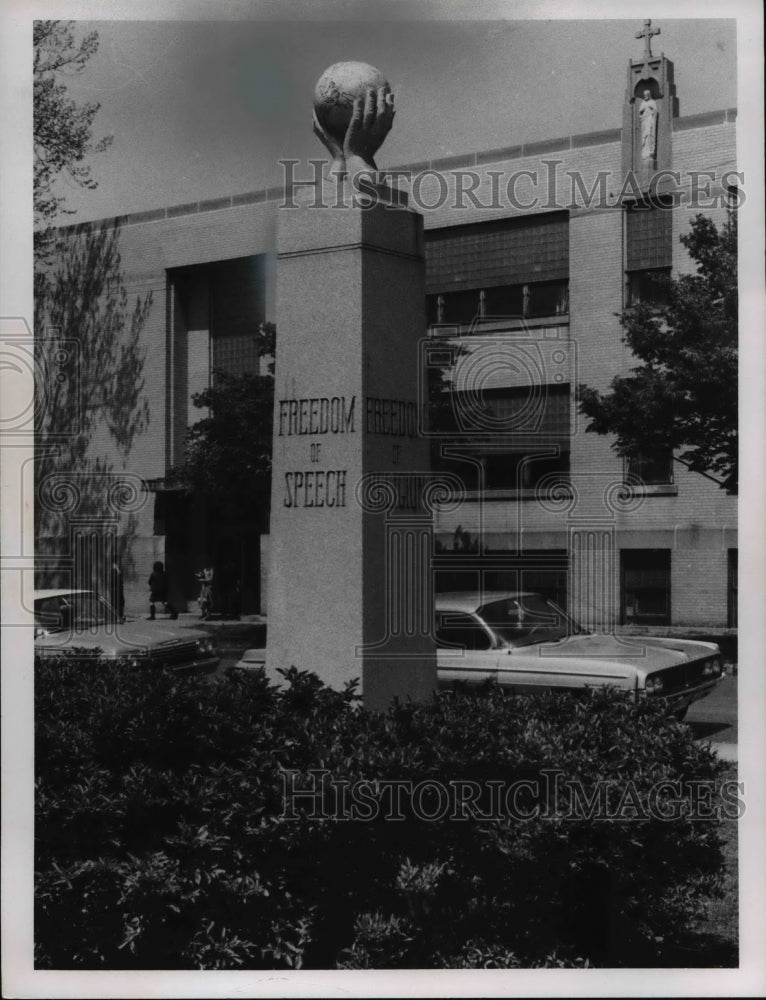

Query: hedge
[35,658,731,969]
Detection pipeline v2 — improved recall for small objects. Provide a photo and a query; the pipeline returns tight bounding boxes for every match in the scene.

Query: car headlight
[196,638,216,657]
[645,675,664,694]
[703,656,722,677]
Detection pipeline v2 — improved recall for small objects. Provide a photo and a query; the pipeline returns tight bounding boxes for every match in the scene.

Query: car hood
[35,619,210,656]
[506,632,718,679]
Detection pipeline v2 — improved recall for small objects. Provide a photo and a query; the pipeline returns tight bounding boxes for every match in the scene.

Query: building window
[526,279,569,317]
[482,449,569,491]
[426,212,568,289]
[625,198,672,270]
[210,256,268,379]
[211,333,260,377]
[625,197,672,310]
[425,212,569,329]
[626,451,673,485]
[621,549,671,626]
[626,267,671,307]
[482,282,525,318]
[427,278,569,329]
[431,384,571,492]
[431,289,482,326]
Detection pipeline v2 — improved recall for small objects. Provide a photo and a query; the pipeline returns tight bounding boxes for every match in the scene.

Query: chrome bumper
[645,675,723,709]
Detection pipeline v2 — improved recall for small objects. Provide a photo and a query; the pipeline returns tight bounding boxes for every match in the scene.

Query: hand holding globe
[313,62,395,177]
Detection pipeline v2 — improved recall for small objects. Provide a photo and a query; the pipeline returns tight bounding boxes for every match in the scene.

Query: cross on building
[636,19,660,61]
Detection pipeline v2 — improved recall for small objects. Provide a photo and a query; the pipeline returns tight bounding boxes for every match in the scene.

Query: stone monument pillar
[266,63,437,709]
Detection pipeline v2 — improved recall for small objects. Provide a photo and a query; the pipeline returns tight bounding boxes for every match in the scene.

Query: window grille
[626,200,672,270]
[426,213,569,293]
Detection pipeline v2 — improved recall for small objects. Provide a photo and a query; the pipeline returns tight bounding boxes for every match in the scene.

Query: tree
[578,212,737,493]
[34,220,153,589]
[33,23,151,595]
[173,323,276,532]
[34,20,112,256]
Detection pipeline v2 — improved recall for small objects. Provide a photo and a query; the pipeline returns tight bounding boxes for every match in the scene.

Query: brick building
[37,34,737,630]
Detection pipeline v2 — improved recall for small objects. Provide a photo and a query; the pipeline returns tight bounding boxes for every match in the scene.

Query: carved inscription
[278,396,356,436]
[365,397,419,438]
[278,393,422,509]
[284,469,347,508]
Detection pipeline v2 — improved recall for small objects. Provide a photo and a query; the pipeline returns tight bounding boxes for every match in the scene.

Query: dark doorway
[159,489,262,615]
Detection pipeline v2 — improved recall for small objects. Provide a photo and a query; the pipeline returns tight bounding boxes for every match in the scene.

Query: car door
[435,611,500,687]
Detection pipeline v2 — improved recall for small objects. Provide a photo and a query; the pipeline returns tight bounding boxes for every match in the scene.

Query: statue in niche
[638,88,658,161]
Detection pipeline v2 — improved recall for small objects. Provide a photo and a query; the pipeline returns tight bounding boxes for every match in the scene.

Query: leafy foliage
[36,659,732,969]
[170,322,275,529]
[34,220,152,583]
[33,24,150,589]
[579,212,737,492]
[32,22,153,595]
[34,21,112,256]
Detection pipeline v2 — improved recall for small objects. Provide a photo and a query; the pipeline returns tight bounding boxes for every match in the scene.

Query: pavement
[142,609,266,649]
[686,670,738,745]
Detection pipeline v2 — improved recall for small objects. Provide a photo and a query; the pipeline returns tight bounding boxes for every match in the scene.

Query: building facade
[37,35,738,629]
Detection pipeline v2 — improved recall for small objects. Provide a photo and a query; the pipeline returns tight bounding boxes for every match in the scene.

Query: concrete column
[266,195,436,709]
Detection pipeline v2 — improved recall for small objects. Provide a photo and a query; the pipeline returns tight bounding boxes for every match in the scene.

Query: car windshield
[35,593,115,631]
[478,595,577,648]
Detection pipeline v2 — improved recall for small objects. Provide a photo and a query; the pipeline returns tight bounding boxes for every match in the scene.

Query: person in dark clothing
[148,560,177,620]
[217,557,241,620]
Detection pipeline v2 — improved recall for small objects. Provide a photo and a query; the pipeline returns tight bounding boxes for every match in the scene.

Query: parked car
[434,591,723,719]
[34,589,219,675]
[233,591,723,719]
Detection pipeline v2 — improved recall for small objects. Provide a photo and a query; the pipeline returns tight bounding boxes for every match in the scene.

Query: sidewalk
[173,611,265,638]
[129,610,266,646]
[129,609,265,627]
[174,612,266,627]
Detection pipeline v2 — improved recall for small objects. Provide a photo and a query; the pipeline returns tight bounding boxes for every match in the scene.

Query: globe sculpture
[313,61,394,174]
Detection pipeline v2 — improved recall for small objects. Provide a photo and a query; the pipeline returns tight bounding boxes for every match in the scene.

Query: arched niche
[634,78,660,100]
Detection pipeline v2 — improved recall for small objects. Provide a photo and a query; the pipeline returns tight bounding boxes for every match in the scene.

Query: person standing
[195,566,214,620]
[148,560,177,620]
